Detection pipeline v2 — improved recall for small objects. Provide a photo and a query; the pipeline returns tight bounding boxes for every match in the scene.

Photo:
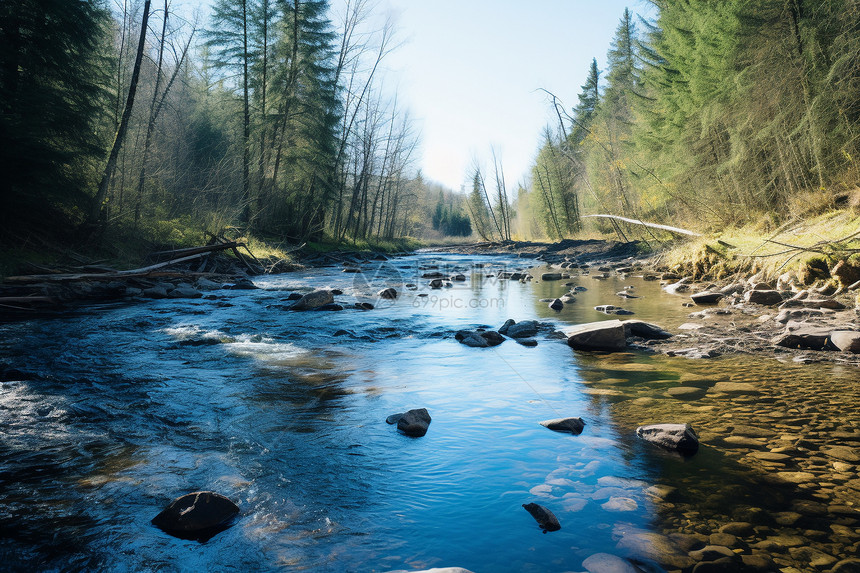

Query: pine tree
[0,0,111,233]
[570,58,600,144]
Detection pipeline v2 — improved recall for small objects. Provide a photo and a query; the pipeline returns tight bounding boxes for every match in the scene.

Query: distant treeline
[517,1,860,240]
[0,0,471,245]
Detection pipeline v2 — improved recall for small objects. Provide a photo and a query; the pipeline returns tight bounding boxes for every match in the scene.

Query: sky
[192,0,650,192]
[377,0,650,191]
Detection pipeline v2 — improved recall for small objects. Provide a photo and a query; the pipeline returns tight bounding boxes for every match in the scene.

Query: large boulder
[290,289,334,310]
[396,408,431,437]
[772,325,837,351]
[744,290,784,306]
[566,320,627,351]
[506,320,539,339]
[152,491,239,534]
[622,320,672,340]
[455,330,504,347]
[831,331,860,353]
[691,291,724,305]
[522,502,561,532]
[377,287,398,299]
[540,417,585,435]
[636,423,700,456]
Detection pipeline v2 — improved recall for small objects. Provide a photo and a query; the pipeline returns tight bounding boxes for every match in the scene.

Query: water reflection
[0,254,856,571]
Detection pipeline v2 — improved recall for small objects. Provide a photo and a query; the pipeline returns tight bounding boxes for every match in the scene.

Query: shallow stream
[1,253,857,572]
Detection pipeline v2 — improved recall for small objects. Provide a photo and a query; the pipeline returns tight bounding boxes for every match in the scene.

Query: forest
[1,1,858,255]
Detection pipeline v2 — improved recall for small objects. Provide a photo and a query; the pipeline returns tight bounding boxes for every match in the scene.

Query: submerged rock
[582,553,640,573]
[290,289,334,310]
[635,423,700,456]
[595,305,634,316]
[152,491,239,535]
[540,417,585,435]
[395,408,431,437]
[522,502,561,532]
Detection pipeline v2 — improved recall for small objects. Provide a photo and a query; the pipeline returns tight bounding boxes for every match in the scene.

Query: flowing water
[0,253,858,572]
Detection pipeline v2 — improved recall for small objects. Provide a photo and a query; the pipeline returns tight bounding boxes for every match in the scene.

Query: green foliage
[519,2,860,240]
[431,193,472,237]
[0,0,111,234]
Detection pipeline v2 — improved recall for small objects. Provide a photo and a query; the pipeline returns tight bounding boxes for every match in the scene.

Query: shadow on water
[0,254,857,571]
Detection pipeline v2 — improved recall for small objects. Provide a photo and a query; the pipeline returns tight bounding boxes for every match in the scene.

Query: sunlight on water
[1,253,858,572]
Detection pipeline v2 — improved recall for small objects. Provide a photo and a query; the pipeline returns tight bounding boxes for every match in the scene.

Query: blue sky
[379,0,650,190]
[191,0,650,191]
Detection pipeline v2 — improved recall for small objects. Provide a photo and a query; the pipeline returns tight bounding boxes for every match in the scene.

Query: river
[1,253,858,572]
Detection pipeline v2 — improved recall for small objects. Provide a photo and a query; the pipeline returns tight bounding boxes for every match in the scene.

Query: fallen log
[4,251,229,283]
[582,214,702,237]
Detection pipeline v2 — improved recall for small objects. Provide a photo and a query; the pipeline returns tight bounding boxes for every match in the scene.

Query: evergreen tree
[570,58,600,145]
[0,0,111,233]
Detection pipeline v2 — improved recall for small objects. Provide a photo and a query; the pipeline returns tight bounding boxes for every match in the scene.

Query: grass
[654,209,860,281]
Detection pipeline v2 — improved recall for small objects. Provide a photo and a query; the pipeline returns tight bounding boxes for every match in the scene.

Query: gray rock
[143,286,169,299]
[228,278,258,290]
[377,287,398,299]
[498,319,516,335]
[290,289,334,310]
[691,291,724,305]
[595,305,634,315]
[582,553,640,573]
[540,417,585,435]
[549,298,564,311]
[195,278,222,290]
[744,289,783,306]
[616,531,695,570]
[396,408,431,437]
[566,320,627,351]
[664,278,692,294]
[831,331,860,353]
[455,331,489,347]
[152,491,239,533]
[450,274,466,281]
[480,331,505,346]
[429,279,444,289]
[667,386,706,400]
[522,502,560,532]
[168,286,202,299]
[636,423,700,455]
[622,320,672,340]
[516,338,538,347]
[772,325,836,350]
[507,320,539,339]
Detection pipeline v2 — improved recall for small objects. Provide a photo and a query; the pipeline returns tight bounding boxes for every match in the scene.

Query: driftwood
[4,242,243,284]
[582,214,702,237]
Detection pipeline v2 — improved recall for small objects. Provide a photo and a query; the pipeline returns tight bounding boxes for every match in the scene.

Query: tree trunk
[88,0,151,229]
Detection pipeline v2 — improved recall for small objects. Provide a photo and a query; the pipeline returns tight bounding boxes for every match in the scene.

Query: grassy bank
[652,208,860,284]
